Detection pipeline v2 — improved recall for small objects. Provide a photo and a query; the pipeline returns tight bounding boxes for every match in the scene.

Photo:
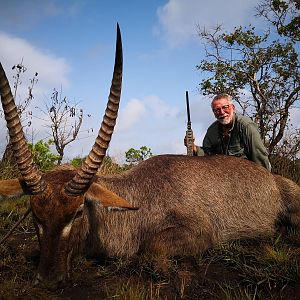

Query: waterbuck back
[83,154,300,257]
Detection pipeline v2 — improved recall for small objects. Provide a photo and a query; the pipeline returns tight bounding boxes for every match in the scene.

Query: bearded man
[186,94,271,171]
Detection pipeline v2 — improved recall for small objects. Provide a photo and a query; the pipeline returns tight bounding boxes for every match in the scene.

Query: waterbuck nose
[34,272,67,290]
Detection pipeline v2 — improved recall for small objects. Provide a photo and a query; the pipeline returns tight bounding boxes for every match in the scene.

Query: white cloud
[156,0,260,47]
[116,98,146,132]
[0,31,71,156]
[116,95,180,135]
[109,94,213,161]
[0,32,70,92]
[144,95,179,118]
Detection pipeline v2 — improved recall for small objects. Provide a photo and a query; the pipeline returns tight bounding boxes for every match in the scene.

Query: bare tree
[1,60,38,164]
[40,88,84,165]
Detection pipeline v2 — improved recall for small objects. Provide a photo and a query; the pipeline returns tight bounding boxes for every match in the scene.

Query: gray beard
[217,117,231,125]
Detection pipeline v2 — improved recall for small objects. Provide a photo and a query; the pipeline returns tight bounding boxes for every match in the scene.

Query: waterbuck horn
[65,23,123,195]
[0,63,47,195]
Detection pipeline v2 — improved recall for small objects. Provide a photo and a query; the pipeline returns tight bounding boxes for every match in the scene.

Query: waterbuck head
[0,24,136,289]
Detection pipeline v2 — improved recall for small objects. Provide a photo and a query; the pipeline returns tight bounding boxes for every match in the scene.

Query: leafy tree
[125,146,153,165]
[256,0,300,42]
[28,139,60,172]
[196,24,300,155]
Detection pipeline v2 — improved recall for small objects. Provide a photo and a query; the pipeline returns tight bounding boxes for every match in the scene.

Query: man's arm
[194,145,205,156]
[242,123,271,171]
[202,124,220,156]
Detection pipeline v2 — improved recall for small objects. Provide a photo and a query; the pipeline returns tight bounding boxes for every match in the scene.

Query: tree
[28,139,60,172]
[196,24,300,156]
[256,0,300,42]
[39,88,85,165]
[125,146,153,165]
[1,62,88,166]
[1,60,38,164]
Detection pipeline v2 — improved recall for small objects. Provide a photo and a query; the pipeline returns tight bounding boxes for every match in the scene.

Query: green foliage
[28,139,60,172]
[125,146,153,165]
[70,156,83,168]
[266,0,300,41]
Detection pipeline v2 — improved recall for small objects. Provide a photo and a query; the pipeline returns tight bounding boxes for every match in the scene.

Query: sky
[0,0,293,163]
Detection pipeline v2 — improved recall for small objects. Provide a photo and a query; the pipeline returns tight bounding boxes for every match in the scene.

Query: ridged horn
[0,63,47,194]
[65,23,123,195]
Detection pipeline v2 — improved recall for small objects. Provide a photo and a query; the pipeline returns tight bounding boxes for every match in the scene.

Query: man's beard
[217,115,232,125]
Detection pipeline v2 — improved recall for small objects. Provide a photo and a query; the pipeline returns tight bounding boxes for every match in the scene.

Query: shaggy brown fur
[86,155,299,259]
[1,155,300,289]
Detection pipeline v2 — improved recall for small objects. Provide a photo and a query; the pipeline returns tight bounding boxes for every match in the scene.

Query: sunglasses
[212,104,232,114]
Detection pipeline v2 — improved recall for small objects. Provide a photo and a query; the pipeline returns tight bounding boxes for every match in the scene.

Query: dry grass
[0,158,299,299]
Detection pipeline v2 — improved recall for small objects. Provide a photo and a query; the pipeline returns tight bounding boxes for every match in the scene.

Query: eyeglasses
[212,104,232,114]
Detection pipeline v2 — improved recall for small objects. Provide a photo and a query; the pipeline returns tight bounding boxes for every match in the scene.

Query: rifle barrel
[185,90,193,156]
[186,91,191,124]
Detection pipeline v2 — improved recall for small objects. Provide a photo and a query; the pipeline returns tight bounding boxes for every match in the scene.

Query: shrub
[28,139,60,172]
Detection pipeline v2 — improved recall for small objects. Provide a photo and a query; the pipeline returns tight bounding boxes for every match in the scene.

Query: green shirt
[198,114,271,171]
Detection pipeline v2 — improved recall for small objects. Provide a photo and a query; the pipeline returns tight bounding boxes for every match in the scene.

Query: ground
[0,229,300,300]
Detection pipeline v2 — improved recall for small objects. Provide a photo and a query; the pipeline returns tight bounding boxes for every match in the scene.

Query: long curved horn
[65,23,123,195]
[0,64,47,194]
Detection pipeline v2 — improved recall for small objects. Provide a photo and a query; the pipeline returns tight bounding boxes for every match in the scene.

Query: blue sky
[0,0,273,162]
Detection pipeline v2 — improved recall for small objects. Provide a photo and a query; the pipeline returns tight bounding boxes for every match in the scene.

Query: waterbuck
[0,24,299,289]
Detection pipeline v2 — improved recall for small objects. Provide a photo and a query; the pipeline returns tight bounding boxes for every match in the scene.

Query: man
[186,94,271,171]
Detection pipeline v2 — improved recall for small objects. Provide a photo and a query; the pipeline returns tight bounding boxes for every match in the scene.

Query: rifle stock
[185,91,194,156]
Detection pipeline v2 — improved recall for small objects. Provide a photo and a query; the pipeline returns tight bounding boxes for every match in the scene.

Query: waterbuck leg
[146,227,214,256]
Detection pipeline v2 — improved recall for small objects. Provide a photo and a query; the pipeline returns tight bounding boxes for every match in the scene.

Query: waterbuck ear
[85,182,139,210]
[0,178,27,200]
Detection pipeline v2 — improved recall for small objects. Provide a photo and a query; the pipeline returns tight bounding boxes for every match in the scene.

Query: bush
[125,146,153,165]
[70,156,84,168]
[28,139,60,172]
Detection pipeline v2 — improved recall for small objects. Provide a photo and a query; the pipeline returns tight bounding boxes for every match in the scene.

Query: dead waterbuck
[0,24,299,290]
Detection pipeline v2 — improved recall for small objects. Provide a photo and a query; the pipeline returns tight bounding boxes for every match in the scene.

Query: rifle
[185,91,194,156]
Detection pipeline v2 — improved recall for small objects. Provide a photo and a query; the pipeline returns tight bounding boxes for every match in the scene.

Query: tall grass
[270,155,300,185]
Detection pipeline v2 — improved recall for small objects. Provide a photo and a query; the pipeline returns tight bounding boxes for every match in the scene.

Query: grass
[1,202,299,299]
[205,235,300,299]
[0,159,299,299]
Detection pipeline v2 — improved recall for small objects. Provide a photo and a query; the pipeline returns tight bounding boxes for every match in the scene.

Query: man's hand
[184,134,195,147]
[184,134,198,155]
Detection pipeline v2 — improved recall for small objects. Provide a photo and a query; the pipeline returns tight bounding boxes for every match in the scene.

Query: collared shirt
[198,114,271,171]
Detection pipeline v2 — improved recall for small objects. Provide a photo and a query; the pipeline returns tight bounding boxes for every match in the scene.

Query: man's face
[211,98,235,125]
